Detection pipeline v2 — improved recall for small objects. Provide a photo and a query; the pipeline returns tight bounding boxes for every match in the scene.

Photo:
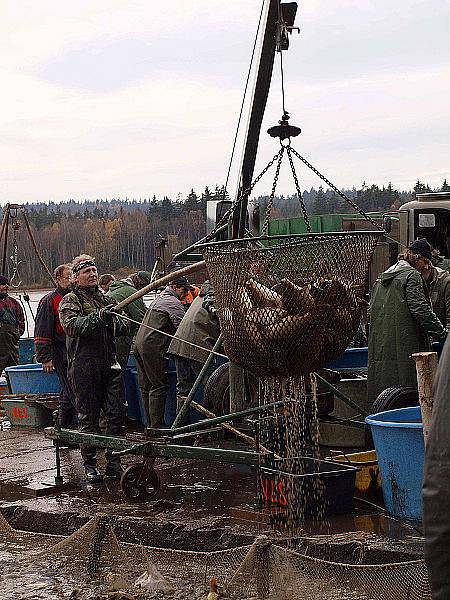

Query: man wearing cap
[134,279,191,428]
[0,275,25,374]
[367,239,447,404]
[34,263,77,428]
[107,271,152,369]
[59,254,128,482]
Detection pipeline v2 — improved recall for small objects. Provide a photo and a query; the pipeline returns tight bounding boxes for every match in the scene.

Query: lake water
[10,289,155,339]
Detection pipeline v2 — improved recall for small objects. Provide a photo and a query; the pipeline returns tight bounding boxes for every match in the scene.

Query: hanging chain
[288,146,383,231]
[207,148,284,239]
[286,146,311,233]
[9,220,22,288]
[261,146,285,235]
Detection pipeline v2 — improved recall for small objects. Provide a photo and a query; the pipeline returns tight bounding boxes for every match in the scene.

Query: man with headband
[59,254,128,483]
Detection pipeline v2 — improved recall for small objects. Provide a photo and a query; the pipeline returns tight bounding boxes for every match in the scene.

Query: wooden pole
[412,351,438,445]
[113,260,206,311]
[190,400,280,459]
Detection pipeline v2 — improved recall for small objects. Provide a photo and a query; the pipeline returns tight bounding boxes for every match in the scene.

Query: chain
[288,146,383,231]
[9,224,22,288]
[286,146,311,233]
[261,146,285,235]
[207,148,284,240]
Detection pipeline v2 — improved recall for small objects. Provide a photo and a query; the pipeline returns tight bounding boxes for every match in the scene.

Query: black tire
[202,362,258,417]
[202,362,231,416]
[372,386,419,413]
[366,386,419,449]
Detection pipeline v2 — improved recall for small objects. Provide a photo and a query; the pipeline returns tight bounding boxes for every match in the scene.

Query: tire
[203,362,230,416]
[202,362,258,417]
[365,386,419,449]
[372,386,419,413]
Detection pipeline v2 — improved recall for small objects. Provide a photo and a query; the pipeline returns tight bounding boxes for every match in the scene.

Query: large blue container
[365,406,424,520]
[5,363,62,395]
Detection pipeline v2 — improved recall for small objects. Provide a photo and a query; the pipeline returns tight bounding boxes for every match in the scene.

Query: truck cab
[386,191,450,260]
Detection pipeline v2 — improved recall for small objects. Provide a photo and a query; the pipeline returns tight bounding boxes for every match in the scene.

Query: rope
[277,0,287,115]
[110,311,228,360]
[220,0,266,204]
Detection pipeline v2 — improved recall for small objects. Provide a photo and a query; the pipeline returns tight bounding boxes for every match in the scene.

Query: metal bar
[197,230,383,248]
[54,441,63,485]
[314,373,369,417]
[2,206,9,275]
[190,400,277,456]
[44,427,260,465]
[170,399,288,435]
[113,261,206,312]
[20,207,57,287]
[172,224,228,260]
[171,334,224,428]
[232,0,279,238]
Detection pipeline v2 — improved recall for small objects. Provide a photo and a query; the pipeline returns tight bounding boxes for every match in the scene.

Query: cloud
[0,0,449,203]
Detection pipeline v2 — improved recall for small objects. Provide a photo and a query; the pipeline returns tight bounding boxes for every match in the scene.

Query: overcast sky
[1,0,449,204]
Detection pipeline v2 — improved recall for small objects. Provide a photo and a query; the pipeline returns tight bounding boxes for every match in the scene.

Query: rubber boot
[148,395,166,429]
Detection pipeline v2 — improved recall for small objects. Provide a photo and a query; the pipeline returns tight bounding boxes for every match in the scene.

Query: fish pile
[225,276,360,376]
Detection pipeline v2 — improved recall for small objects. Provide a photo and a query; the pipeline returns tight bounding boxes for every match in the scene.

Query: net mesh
[0,513,432,599]
[202,232,380,377]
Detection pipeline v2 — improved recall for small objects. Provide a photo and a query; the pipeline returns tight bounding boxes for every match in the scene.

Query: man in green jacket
[367,239,446,405]
[107,271,152,369]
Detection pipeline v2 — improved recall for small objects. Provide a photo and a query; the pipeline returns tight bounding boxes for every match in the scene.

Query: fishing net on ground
[0,513,432,599]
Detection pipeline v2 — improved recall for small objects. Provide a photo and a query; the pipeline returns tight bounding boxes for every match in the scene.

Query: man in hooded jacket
[367,239,446,404]
[423,335,450,599]
[107,271,152,369]
[134,278,190,428]
[168,280,220,407]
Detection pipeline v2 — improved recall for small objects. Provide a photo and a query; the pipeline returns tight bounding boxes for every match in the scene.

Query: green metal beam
[314,373,369,417]
[44,427,260,465]
[168,399,288,435]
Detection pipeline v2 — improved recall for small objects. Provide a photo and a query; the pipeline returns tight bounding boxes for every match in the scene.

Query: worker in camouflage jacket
[423,334,450,599]
[0,275,25,374]
[107,270,152,369]
[425,264,450,330]
[134,278,191,428]
[59,255,128,483]
[168,280,220,409]
[34,263,77,428]
[367,239,446,405]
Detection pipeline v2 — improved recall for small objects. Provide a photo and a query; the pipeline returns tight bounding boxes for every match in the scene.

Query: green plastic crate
[1,396,54,427]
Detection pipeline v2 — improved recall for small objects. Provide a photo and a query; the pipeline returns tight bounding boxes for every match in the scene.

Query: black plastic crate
[259,456,358,517]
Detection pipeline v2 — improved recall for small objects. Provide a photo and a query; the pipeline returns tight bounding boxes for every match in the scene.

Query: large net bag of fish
[203,232,379,377]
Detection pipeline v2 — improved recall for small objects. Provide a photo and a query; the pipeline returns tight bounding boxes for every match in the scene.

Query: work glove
[98,307,114,325]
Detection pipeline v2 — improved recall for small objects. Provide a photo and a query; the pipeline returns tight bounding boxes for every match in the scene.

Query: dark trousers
[70,359,125,469]
[53,346,78,429]
[135,346,167,428]
[175,356,204,398]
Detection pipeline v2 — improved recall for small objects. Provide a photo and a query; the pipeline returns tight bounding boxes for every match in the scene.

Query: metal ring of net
[202,231,381,377]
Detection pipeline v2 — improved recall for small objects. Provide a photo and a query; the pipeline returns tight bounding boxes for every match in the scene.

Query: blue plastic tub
[5,363,61,395]
[365,406,424,520]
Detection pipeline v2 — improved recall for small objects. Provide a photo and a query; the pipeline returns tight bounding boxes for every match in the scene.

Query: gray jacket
[134,287,185,356]
[168,281,220,363]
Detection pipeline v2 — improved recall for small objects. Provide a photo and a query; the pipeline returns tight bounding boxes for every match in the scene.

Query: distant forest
[2,179,448,287]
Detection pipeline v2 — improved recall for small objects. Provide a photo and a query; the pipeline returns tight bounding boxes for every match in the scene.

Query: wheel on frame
[120,463,160,502]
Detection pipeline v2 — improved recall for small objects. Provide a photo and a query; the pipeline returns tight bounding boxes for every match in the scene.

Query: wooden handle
[113,261,206,311]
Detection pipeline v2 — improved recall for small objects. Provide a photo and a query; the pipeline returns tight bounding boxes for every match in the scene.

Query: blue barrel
[5,363,61,395]
[365,406,424,520]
